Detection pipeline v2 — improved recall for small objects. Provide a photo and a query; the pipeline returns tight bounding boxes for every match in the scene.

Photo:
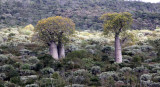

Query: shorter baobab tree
[35,16,75,60]
[100,12,133,63]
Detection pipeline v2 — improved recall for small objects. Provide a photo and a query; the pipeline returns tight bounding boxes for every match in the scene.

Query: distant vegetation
[1,0,160,30]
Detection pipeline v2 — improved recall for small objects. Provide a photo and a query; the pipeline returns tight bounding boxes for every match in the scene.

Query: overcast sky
[141,0,160,3]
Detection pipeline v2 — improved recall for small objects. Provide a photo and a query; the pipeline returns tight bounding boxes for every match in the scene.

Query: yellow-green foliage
[35,16,75,45]
[23,24,34,31]
[121,30,138,47]
[18,24,35,35]
[19,29,33,35]
[72,29,160,48]
[100,12,133,35]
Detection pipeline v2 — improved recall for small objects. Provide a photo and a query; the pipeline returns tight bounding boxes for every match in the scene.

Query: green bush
[40,67,54,75]
[7,69,19,79]
[1,43,21,56]
[101,55,113,62]
[0,54,8,62]
[152,76,160,82]
[52,72,60,79]
[8,33,16,41]
[120,67,132,73]
[35,62,44,71]
[101,45,114,54]
[82,58,95,69]
[8,33,16,37]
[38,78,54,87]
[24,78,35,85]
[4,82,16,87]
[123,55,132,62]
[39,77,65,87]
[25,84,39,87]
[0,73,6,80]
[0,80,4,87]
[10,76,21,85]
[91,66,101,75]
[149,83,160,87]
[74,69,88,76]
[19,70,36,76]
[1,65,19,78]
[89,76,101,86]
[105,64,119,71]
[13,62,21,68]
[132,55,142,64]
[148,39,160,58]
[140,74,152,81]
[152,58,160,62]
[52,61,63,71]
[28,56,39,64]
[133,66,148,73]
[62,57,82,70]
[19,29,33,35]
[38,54,54,67]
[99,71,119,81]
[51,72,66,87]
[122,50,135,56]
[0,36,4,44]
[21,64,31,70]
[66,50,89,59]
[70,69,91,84]
[7,57,17,65]
[20,75,38,85]
[65,84,85,87]
[115,81,125,87]
[65,44,79,53]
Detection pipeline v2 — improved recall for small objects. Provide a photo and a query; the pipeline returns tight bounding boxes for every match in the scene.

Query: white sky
[141,0,160,3]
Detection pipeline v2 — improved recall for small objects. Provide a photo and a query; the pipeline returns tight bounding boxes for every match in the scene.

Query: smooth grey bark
[115,34,122,63]
[49,42,59,60]
[58,44,65,59]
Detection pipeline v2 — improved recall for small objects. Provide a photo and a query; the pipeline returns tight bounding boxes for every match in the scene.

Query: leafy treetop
[35,16,75,45]
[100,12,133,35]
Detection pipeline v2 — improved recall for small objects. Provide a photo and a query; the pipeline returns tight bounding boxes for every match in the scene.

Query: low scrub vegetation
[0,26,159,86]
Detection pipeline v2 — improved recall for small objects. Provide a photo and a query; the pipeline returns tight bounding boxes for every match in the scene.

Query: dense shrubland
[0,1,160,86]
[1,0,160,30]
[0,25,160,86]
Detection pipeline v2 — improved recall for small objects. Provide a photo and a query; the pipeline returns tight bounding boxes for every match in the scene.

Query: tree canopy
[35,16,75,45]
[100,12,133,35]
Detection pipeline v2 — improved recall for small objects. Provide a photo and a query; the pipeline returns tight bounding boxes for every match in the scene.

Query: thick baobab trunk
[115,34,122,63]
[49,42,59,60]
[58,44,65,59]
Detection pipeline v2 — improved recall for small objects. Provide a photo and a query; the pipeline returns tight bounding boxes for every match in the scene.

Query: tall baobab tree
[35,16,75,60]
[100,12,133,63]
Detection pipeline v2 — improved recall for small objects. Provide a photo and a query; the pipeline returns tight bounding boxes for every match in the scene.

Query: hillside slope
[0,26,160,86]
[1,0,160,30]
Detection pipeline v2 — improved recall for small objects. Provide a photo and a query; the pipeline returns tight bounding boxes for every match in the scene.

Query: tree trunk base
[115,35,122,63]
[49,42,59,60]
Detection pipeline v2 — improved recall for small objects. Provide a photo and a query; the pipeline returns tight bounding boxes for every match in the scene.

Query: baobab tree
[35,16,75,60]
[100,12,133,63]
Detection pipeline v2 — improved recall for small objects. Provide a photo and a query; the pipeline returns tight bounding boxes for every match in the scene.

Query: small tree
[100,12,133,63]
[35,16,75,60]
